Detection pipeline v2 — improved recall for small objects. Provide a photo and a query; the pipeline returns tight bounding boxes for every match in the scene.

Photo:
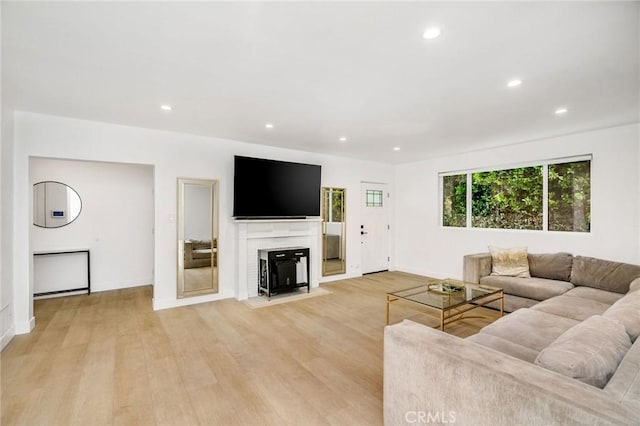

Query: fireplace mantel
[235,218,321,300]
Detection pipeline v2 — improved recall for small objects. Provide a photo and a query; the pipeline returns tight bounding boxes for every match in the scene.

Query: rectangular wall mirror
[322,187,346,276]
[177,178,219,297]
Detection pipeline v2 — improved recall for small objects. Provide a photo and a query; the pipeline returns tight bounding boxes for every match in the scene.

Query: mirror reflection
[322,187,346,276]
[178,178,219,297]
[33,181,82,228]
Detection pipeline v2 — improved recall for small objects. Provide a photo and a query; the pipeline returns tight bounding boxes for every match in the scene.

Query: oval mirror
[33,181,82,228]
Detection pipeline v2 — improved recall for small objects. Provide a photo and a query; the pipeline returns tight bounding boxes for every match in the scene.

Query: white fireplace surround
[235,218,322,300]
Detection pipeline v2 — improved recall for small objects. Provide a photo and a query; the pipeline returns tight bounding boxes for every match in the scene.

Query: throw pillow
[629,277,640,293]
[489,246,531,278]
[603,290,640,342]
[534,315,631,388]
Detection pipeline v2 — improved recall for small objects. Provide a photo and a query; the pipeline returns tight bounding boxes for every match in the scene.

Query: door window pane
[366,190,383,207]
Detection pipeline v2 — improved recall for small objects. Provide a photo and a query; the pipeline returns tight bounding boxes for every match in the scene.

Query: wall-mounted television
[233,155,321,219]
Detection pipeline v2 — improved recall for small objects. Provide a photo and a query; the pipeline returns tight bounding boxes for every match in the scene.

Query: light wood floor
[1,271,500,426]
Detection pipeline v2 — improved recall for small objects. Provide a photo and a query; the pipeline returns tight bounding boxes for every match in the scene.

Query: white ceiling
[3,1,639,164]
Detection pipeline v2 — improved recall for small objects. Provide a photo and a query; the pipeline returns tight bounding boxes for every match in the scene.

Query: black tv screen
[233,156,321,218]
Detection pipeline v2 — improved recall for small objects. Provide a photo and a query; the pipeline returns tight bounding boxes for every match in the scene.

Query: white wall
[1,107,16,346]
[395,123,640,280]
[326,222,342,236]
[11,111,394,330]
[30,158,154,293]
[0,1,16,347]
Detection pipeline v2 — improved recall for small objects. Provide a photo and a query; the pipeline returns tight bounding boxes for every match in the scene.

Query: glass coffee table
[386,278,503,331]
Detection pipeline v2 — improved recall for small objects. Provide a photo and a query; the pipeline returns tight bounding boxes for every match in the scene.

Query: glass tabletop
[387,278,502,310]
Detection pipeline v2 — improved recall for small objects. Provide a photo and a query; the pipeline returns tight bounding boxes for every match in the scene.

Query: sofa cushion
[563,287,624,305]
[630,277,640,293]
[570,256,640,294]
[480,276,573,301]
[528,252,573,281]
[192,248,212,259]
[479,308,578,352]
[466,332,539,363]
[534,315,631,389]
[531,294,612,321]
[604,337,640,412]
[489,246,530,278]
[502,294,539,312]
[603,290,640,342]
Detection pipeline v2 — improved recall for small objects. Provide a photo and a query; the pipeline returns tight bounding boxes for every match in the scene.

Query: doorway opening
[29,157,155,320]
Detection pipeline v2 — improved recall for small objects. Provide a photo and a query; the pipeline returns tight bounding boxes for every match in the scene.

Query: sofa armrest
[184,241,194,262]
[384,320,636,426]
[463,252,492,283]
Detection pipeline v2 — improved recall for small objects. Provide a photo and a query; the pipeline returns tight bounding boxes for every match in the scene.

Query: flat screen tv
[233,156,321,219]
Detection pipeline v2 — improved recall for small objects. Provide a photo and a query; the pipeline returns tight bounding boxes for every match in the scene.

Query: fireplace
[235,218,321,300]
[258,247,310,299]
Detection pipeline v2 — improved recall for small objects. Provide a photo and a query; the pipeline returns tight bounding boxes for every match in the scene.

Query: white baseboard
[0,325,15,351]
[34,281,153,300]
[153,291,234,311]
[393,266,453,280]
[35,290,88,300]
[91,277,154,293]
[15,316,35,335]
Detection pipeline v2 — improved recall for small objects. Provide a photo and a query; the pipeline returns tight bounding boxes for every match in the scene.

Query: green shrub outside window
[441,159,591,232]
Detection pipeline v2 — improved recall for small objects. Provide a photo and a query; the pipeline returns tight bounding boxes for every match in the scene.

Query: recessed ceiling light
[507,79,522,88]
[339,136,347,142]
[393,147,401,151]
[160,104,172,111]
[555,108,568,115]
[422,27,441,40]
[265,123,274,129]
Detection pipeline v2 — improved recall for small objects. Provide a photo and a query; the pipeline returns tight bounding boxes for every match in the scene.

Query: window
[442,174,466,227]
[548,160,591,232]
[472,166,543,230]
[366,189,383,207]
[441,157,591,232]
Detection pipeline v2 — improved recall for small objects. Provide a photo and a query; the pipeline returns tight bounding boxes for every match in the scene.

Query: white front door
[361,182,389,274]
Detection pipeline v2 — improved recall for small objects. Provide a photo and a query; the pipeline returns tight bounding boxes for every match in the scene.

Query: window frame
[438,154,592,233]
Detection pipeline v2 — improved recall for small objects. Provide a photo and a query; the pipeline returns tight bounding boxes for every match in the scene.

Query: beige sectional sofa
[463,252,639,312]
[384,254,640,425]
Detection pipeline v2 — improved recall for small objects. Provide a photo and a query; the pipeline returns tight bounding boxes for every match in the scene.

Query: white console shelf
[235,218,321,300]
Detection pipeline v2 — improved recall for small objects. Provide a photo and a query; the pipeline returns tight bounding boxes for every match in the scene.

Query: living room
[1,1,639,425]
